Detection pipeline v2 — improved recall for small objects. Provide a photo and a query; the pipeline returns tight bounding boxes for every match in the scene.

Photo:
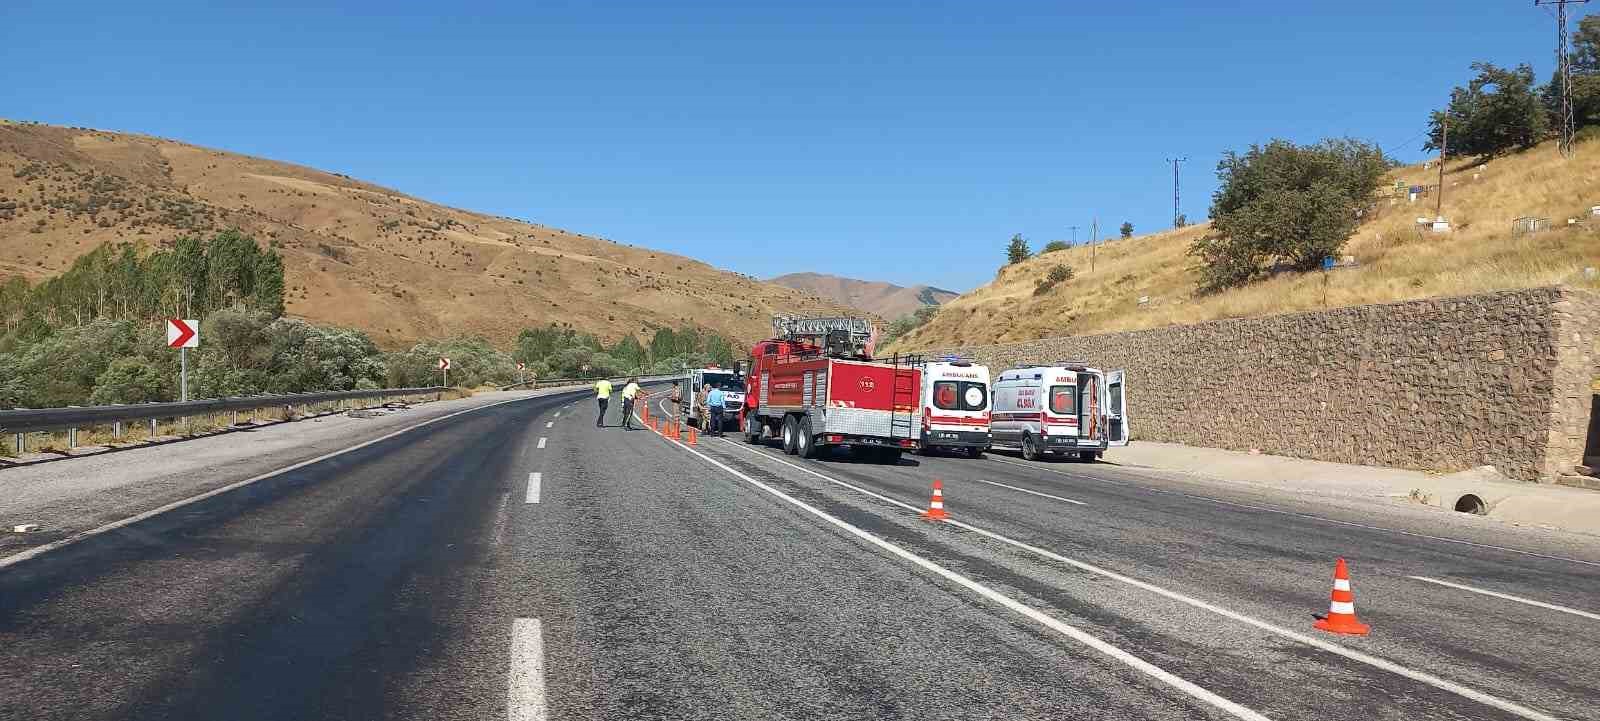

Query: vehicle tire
[880,449,903,464]
[1021,434,1041,461]
[797,424,818,459]
[781,416,799,455]
[967,446,986,459]
[744,413,763,444]
[1077,451,1096,462]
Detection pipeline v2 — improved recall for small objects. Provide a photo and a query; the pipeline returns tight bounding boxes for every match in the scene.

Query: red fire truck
[741,316,923,462]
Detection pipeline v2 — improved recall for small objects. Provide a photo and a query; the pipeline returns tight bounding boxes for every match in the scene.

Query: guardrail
[1,386,446,454]
[499,373,684,391]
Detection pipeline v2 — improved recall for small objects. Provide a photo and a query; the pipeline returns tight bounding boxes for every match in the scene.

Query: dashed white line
[525,472,542,504]
[977,479,1088,506]
[546,421,554,428]
[666,438,1271,720]
[537,437,548,449]
[1408,576,1600,621]
[507,618,549,721]
[715,440,1564,721]
[984,456,1600,569]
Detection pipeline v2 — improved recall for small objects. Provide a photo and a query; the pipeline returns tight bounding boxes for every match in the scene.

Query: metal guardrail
[1,386,446,453]
[499,373,684,392]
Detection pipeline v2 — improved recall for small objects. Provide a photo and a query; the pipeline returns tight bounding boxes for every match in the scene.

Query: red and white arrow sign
[437,357,452,371]
[166,318,199,348]
[516,362,526,371]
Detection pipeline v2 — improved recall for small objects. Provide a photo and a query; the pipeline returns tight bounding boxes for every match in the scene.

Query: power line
[1165,157,1188,228]
[1536,0,1590,159]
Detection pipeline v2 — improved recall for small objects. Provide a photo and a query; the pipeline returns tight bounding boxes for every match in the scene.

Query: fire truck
[741,316,923,462]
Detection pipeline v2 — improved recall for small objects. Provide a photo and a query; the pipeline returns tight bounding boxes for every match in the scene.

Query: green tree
[1192,138,1388,292]
[1542,17,1600,132]
[609,334,647,370]
[1119,222,1133,239]
[252,250,286,317]
[91,357,169,405]
[1005,234,1031,265]
[1426,62,1548,157]
[1041,240,1070,253]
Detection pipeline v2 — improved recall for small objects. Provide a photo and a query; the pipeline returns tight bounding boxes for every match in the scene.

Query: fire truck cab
[990,363,1129,461]
[917,359,992,457]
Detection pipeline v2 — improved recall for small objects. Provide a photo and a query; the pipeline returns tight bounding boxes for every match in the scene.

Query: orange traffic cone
[687,427,698,446]
[1313,558,1370,635]
[921,480,949,520]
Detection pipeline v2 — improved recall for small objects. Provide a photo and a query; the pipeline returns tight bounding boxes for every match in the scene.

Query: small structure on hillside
[1512,217,1550,235]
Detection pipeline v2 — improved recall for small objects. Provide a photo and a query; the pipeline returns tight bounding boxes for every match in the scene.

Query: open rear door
[1106,370,1129,446]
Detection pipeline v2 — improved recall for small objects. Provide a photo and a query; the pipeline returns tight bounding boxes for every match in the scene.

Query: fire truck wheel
[744,415,763,444]
[797,426,818,459]
[781,416,799,455]
[1021,434,1041,461]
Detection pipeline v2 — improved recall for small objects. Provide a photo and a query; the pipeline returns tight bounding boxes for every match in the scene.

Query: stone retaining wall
[921,286,1600,482]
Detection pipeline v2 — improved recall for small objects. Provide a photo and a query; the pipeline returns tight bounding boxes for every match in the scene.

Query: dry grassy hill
[0,120,856,347]
[768,272,958,320]
[891,138,1600,350]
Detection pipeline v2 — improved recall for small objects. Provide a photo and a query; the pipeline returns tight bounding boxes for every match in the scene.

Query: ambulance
[917,359,992,457]
[990,363,1129,461]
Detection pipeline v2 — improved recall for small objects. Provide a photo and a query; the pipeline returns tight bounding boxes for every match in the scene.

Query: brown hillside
[0,120,856,347]
[891,138,1600,351]
[768,272,958,320]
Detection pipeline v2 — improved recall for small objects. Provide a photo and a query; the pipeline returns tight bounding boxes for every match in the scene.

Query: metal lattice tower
[1538,0,1590,159]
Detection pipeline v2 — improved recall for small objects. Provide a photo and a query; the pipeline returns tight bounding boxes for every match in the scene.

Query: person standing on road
[705,384,726,436]
[669,382,682,419]
[619,378,641,430]
[594,377,613,427]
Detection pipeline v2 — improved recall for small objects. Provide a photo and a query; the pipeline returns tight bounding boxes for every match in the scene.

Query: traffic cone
[921,480,949,520]
[1313,558,1370,635]
[687,427,698,446]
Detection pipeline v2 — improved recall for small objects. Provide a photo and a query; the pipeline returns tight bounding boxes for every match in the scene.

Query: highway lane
[690,429,1600,721]
[1,389,1284,721]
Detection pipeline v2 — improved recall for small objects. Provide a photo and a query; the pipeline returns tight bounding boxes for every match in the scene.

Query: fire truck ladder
[888,352,923,439]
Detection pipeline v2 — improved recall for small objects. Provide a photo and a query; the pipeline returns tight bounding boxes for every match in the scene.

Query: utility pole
[1536,0,1590,158]
[1090,218,1098,273]
[1068,225,1080,245]
[1435,117,1447,220]
[1166,157,1188,228]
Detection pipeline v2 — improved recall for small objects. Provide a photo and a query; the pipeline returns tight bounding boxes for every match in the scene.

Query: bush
[1041,240,1070,253]
[1192,138,1387,293]
[90,357,169,404]
[1005,234,1031,264]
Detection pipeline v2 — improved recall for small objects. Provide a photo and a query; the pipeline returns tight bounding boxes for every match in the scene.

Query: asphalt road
[2,389,1597,721]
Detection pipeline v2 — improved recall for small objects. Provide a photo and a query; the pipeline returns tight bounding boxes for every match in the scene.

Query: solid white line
[668,442,1270,719]
[985,456,1600,569]
[546,421,554,428]
[716,440,1565,721]
[0,392,562,571]
[537,437,548,449]
[526,473,542,504]
[553,411,561,418]
[978,478,1088,506]
[1409,576,1600,622]
[507,618,549,721]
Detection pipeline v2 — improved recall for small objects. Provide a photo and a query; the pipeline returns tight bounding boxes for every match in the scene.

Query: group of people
[593,377,641,429]
[592,377,729,435]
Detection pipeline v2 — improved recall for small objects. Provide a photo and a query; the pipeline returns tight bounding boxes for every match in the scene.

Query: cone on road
[921,480,949,520]
[1313,557,1370,635]
[687,427,698,446]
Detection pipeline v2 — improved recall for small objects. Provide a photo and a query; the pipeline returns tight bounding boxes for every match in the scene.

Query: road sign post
[438,357,452,389]
[167,319,199,402]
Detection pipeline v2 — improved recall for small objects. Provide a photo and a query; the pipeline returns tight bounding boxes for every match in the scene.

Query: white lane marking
[986,456,1600,569]
[977,479,1088,506]
[526,473,542,504]
[553,411,561,418]
[668,441,1270,719]
[546,421,554,428]
[508,618,549,721]
[1409,576,1600,622]
[537,437,548,449]
[0,392,573,570]
[717,440,1565,721]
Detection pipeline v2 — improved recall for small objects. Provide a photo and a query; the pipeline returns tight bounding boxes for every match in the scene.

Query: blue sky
[1,1,1571,291]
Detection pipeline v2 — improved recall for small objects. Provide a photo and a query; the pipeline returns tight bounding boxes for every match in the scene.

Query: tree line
[0,229,744,408]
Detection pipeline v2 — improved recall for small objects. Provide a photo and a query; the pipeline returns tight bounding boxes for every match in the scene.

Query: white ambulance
[990,363,1129,461]
[916,360,992,457]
